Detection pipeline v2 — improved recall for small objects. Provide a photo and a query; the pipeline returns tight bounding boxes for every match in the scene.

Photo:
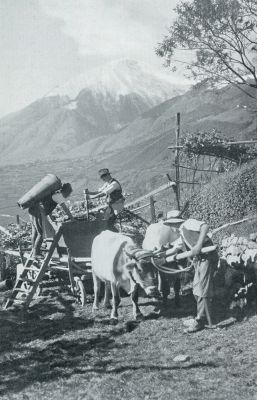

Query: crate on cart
[61,218,106,258]
[60,218,108,303]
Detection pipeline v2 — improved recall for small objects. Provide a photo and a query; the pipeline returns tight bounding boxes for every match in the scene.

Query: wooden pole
[166,173,180,209]
[84,189,89,219]
[175,113,181,210]
[149,196,156,223]
[0,252,5,281]
[16,215,20,227]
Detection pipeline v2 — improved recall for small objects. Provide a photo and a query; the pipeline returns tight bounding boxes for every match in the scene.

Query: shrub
[185,160,257,229]
[181,130,257,164]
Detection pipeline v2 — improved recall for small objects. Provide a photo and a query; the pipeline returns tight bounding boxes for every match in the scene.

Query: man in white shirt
[86,168,125,227]
[164,210,219,332]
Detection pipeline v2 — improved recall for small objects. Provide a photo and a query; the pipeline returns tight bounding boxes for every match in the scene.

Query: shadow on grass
[0,323,132,396]
[71,360,218,376]
[142,292,197,320]
[0,336,109,395]
[145,290,255,326]
[0,292,94,350]
[0,289,140,396]
[0,288,254,396]
[0,325,218,397]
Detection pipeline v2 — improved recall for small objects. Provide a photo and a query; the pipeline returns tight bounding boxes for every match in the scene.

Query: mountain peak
[49,58,187,101]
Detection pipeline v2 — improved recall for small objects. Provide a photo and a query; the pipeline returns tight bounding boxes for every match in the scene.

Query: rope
[124,245,153,261]
[150,257,193,275]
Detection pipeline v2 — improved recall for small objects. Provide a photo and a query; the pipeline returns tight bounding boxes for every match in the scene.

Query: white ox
[142,221,182,305]
[91,230,160,322]
[142,221,179,251]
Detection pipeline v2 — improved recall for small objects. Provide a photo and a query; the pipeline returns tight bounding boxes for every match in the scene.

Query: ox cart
[4,217,107,309]
[3,211,218,315]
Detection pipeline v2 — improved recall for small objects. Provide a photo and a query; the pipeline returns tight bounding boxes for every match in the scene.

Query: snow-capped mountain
[50,59,187,104]
[0,59,188,164]
[49,59,188,133]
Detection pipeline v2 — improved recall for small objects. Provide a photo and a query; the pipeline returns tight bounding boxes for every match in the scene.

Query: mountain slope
[0,69,255,166]
[0,59,186,164]
[63,84,256,166]
[0,84,256,226]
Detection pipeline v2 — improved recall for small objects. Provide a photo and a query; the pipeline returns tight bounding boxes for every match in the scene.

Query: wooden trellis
[169,113,257,209]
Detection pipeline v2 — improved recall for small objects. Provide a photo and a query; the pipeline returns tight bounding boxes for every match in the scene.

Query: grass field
[0,282,257,400]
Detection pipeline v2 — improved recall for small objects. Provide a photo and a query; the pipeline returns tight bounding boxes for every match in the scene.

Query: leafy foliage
[0,223,31,251]
[156,0,257,97]
[185,160,257,228]
[181,129,257,164]
[0,223,32,280]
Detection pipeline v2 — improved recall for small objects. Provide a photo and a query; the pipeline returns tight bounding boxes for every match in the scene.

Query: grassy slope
[0,287,257,400]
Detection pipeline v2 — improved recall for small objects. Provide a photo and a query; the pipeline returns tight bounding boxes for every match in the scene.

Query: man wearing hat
[164,210,219,332]
[86,168,125,226]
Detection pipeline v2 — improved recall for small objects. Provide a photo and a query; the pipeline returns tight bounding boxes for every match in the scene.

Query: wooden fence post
[0,252,5,281]
[84,189,89,219]
[16,215,20,227]
[150,196,156,223]
[175,112,181,210]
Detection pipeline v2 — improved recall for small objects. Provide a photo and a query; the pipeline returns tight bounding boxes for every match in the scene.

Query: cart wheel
[75,278,86,306]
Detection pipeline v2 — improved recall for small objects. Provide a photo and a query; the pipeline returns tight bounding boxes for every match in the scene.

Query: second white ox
[142,221,182,305]
[91,230,160,321]
[142,221,179,251]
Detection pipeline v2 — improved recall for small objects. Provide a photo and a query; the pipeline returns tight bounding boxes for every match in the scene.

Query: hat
[98,168,111,178]
[60,182,73,198]
[164,209,184,225]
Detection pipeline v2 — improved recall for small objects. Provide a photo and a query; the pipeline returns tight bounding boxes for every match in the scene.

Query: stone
[173,354,190,362]
[249,233,257,242]
[183,318,195,327]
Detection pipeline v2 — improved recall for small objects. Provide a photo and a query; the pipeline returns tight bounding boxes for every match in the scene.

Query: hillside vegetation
[186,161,257,229]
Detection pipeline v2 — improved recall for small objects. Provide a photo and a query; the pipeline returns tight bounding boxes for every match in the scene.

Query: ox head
[124,245,160,298]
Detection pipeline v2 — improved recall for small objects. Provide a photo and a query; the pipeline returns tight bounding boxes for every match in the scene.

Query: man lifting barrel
[18,175,74,259]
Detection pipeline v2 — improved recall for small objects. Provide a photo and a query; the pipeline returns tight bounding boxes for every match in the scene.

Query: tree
[156,0,257,99]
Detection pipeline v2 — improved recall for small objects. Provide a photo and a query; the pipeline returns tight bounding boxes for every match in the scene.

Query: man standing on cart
[85,168,125,228]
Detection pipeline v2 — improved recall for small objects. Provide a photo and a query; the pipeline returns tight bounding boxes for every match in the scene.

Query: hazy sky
[0,0,180,117]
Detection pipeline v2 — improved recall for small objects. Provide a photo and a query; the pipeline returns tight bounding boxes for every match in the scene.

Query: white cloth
[99,180,124,215]
[171,219,210,250]
[179,218,206,233]
[52,192,66,204]
[98,180,120,196]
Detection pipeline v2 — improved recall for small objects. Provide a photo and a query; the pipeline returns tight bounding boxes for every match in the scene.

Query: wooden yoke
[165,245,217,263]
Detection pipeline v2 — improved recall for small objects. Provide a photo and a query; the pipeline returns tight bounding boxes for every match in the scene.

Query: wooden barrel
[17,174,62,209]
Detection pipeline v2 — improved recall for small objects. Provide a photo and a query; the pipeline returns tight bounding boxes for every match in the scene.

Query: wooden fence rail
[89,180,176,218]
